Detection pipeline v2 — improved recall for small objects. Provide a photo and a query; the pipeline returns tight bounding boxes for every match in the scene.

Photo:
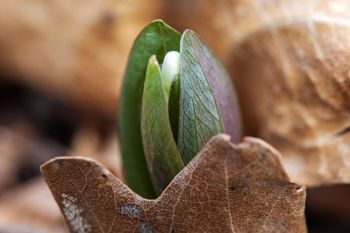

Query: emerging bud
[120,20,242,197]
[161,51,180,100]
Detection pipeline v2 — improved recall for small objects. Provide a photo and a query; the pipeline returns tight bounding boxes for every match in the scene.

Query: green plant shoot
[120,20,242,197]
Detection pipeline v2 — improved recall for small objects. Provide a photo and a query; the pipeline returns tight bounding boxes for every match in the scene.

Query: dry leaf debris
[231,18,350,186]
[42,134,306,233]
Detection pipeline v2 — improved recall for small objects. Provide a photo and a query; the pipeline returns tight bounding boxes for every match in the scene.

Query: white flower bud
[161,51,180,99]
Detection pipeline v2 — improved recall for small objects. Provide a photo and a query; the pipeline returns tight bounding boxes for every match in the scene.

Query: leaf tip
[216,133,231,142]
[243,136,284,161]
[150,18,166,25]
[149,19,178,33]
[182,29,196,36]
[295,184,306,194]
[40,156,99,179]
[40,156,66,176]
[148,55,158,65]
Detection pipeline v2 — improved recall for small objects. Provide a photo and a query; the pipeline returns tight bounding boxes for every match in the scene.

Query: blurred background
[0,0,349,232]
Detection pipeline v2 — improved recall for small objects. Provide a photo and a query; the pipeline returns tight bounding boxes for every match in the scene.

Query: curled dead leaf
[230,17,350,186]
[41,134,306,233]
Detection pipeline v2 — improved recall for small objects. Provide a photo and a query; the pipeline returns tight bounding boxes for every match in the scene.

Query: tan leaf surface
[0,0,163,118]
[164,0,350,60]
[41,134,306,233]
[230,18,350,186]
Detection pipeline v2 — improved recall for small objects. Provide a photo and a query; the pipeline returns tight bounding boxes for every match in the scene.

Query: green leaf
[178,30,242,164]
[141,56,184,193]
[119,20,181,198]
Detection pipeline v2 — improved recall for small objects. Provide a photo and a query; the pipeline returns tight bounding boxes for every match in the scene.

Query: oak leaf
[231,18,350,186]
[41,134,306,233]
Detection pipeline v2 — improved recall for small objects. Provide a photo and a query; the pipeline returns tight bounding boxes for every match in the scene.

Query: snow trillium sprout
[120,20,242,198]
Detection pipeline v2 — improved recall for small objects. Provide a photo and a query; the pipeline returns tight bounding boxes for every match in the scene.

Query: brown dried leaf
[164,0,350,60]
[0,0,164,118]
[41,134,306,233]
[230,18,350,186]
